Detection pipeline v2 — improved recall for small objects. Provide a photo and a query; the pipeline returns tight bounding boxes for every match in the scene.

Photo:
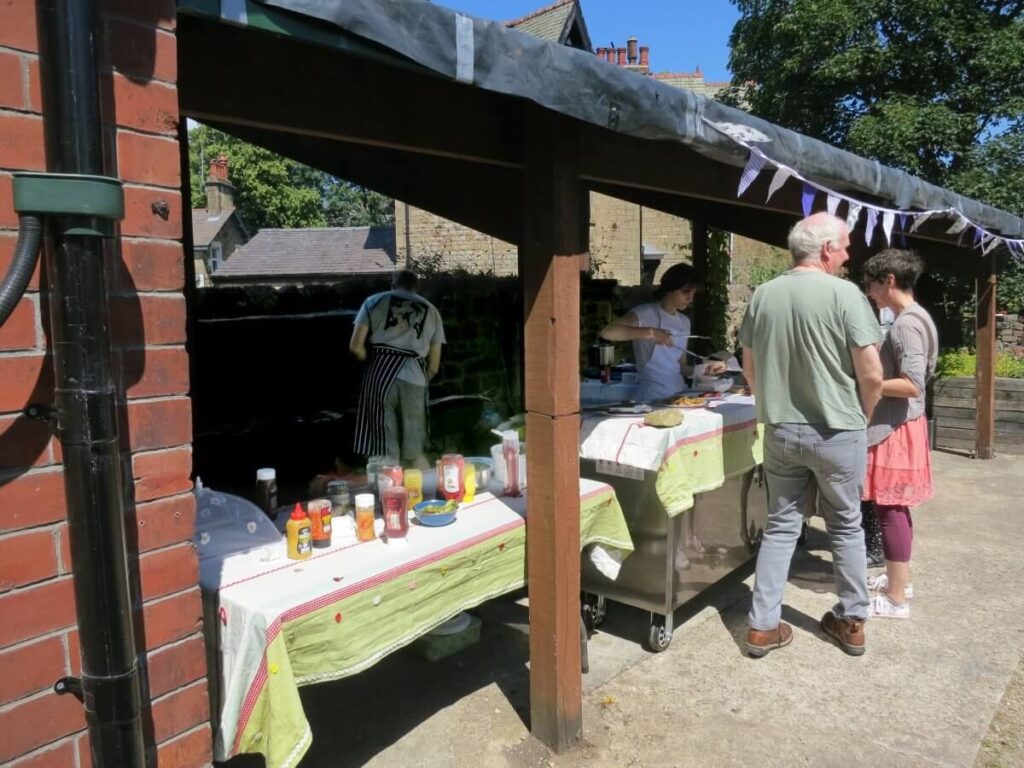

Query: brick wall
[0,2,211,766]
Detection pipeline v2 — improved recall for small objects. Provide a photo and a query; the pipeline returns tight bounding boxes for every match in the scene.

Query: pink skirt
[863,415,933,507]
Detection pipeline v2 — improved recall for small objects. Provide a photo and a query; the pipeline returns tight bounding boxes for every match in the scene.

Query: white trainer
[869,594,911,620]
[867,573,914,600]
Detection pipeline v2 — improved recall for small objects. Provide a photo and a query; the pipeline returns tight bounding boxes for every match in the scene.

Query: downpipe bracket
[12,172,124,237]
[54,676,84,703]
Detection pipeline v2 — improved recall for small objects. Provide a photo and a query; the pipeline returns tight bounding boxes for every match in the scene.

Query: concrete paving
[244,450,1024,768]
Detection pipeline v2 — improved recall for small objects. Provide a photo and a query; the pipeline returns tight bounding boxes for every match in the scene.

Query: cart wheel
[646,618,672,653]
[581,593,607,631]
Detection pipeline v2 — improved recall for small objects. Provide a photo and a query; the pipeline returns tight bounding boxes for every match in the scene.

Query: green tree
[724,0,1024,321]
[188,124,393,231]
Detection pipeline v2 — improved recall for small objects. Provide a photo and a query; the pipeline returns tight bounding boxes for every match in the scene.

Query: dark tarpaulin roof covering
[242,0,1024,239]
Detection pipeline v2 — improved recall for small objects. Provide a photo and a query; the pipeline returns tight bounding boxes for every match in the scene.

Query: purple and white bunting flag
[766,167,793,201]
[882,212,895,245]
[737,151,767,197]
[801,184,816,216]
[826,195,840,216]
[864,208,878,245]
[846,203,862,230]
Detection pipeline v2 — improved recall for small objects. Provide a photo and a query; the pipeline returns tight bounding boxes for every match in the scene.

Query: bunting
[737,152,767,197]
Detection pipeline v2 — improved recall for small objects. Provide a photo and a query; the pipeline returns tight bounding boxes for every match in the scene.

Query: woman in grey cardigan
[861,249,939,620]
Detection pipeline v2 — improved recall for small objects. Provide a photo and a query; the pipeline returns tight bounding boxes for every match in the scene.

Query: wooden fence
[932,377,1024,455]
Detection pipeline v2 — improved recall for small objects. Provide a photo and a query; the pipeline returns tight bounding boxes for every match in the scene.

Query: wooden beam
[976,252,998,458]
[521,108,583,752]
[690,219,711,339]
[207,121,523,244]
[178,14,523,168]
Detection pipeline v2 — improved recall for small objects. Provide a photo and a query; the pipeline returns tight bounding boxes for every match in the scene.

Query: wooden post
[976,253,997,458]
[690,219,709,340]
[520,107,583,752]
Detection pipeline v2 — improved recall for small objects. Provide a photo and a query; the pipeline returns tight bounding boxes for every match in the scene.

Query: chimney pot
[616,47,627,66]
[639,46,650,67]
[627,37,638,65]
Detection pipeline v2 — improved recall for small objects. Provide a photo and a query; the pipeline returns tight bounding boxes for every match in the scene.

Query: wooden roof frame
[177,6,1006,754]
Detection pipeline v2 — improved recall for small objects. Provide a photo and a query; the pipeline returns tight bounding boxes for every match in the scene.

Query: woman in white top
[600,263,723,402]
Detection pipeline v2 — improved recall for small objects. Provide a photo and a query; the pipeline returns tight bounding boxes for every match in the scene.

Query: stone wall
[998,313,1024,350]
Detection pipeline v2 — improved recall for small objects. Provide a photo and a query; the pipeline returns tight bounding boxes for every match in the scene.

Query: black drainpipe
[10,0,147,764]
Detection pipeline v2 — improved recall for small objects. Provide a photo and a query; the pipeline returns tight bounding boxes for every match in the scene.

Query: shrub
[934,347,1024,379]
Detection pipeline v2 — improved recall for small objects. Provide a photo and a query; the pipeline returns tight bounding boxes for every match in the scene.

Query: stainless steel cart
[579,460,768,651]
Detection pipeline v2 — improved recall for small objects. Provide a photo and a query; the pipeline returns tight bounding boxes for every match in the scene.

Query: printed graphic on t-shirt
[383,297,428,338]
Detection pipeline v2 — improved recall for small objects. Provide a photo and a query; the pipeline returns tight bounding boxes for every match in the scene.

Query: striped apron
[352,344,425,457]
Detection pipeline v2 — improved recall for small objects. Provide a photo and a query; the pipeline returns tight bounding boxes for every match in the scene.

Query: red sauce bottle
[439,454,465,502]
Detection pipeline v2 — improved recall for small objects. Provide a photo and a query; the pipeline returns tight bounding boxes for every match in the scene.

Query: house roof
[652,72,729,99]
[211,226,396,282]
[506,0,590,50]
[192,208,235,247]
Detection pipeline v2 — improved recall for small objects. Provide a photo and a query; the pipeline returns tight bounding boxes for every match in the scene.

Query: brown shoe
[820,610,866,656]
[744,622,793,657]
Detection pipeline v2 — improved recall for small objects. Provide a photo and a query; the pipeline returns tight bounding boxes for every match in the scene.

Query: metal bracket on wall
[24,403,58,427]
[54,676,84,703]
[12,172,124,237]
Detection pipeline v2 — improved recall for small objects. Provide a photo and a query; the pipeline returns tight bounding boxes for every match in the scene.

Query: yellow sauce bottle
[462,463,476,504]
[286,503,313,560]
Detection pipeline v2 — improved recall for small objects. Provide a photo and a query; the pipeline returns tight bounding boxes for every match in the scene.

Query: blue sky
[441,0,740,82]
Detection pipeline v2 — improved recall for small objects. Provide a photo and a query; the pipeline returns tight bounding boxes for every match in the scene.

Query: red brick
[0,296,38,351]
[132,447,192,503]
[56,524,70,574]
[134,494,195,553]
[66,629,79,677]
[0,689,86,763]
[0,232,41,289]
[116,130,180,187]
[139,542,198,602]
[122,185,182,239]
[0,636,65,705]
[0,0,38,53]
[151,680,209,744]
[0,578,76,650]
[111,294,186,347]
[121,346,190,400]
[0,173,17,228]
[0,112,45,171]
[25,56,39,113]
[0,469,66,533]
[0,352,51,412]
[114,239,185,292]
[99,0,177,30]
[0,50,25,110]
[126,397,192,452]
[111,74,178,135]
[9,740,77,768]
[0,529,58,592]
[146,635,206,700]
[155,726,213,768]
[140,589,202,650]
[0,413,55,468]
[104,20,178,83]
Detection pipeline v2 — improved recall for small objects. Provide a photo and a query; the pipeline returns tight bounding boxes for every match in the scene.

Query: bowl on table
[465,457,493,488]
[413,499,458,527]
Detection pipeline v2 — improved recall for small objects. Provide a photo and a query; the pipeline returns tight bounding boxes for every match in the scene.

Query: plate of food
[670,393,721,408]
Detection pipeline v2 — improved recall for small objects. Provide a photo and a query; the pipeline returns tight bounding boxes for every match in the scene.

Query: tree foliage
[188,124,394,231]
[724,0,1024,212]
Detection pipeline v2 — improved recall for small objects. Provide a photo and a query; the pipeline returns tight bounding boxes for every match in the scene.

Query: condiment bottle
[378,463,403,491]
[354,493,376,542]
[255,468,278,518]
[403,469,423,508]
[381,486,410,540]
[325,480,351,521]
[308,499,332,549]
[502,431,522,497]
[286,503,313,560]
[462,463,476,504]
[440,454,465,502]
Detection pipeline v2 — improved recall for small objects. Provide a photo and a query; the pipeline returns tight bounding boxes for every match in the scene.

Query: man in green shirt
[739,212,883,658]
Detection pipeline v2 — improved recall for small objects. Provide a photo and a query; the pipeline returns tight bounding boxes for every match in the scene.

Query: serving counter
[197,478,632,768]
[578,394,768,650]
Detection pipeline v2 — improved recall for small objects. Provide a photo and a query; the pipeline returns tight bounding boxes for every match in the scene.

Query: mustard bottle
[286,503,313,560]
[463,463,476,504]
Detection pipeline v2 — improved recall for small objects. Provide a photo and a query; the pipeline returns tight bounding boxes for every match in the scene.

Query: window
[210,242,224,273]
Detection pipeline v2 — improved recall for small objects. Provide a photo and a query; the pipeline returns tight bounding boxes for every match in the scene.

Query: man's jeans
[748,423,869,630]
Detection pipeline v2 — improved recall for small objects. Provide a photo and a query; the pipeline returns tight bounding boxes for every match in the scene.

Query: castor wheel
[582,593,607,631]
[646,616,672,652]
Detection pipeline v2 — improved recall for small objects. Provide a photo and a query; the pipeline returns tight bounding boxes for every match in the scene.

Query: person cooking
[599,263,724,402]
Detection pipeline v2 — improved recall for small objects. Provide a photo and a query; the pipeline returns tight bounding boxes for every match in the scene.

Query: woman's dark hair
[862,249,925,291]
[392,269,420,291]
[653,262,703,300]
